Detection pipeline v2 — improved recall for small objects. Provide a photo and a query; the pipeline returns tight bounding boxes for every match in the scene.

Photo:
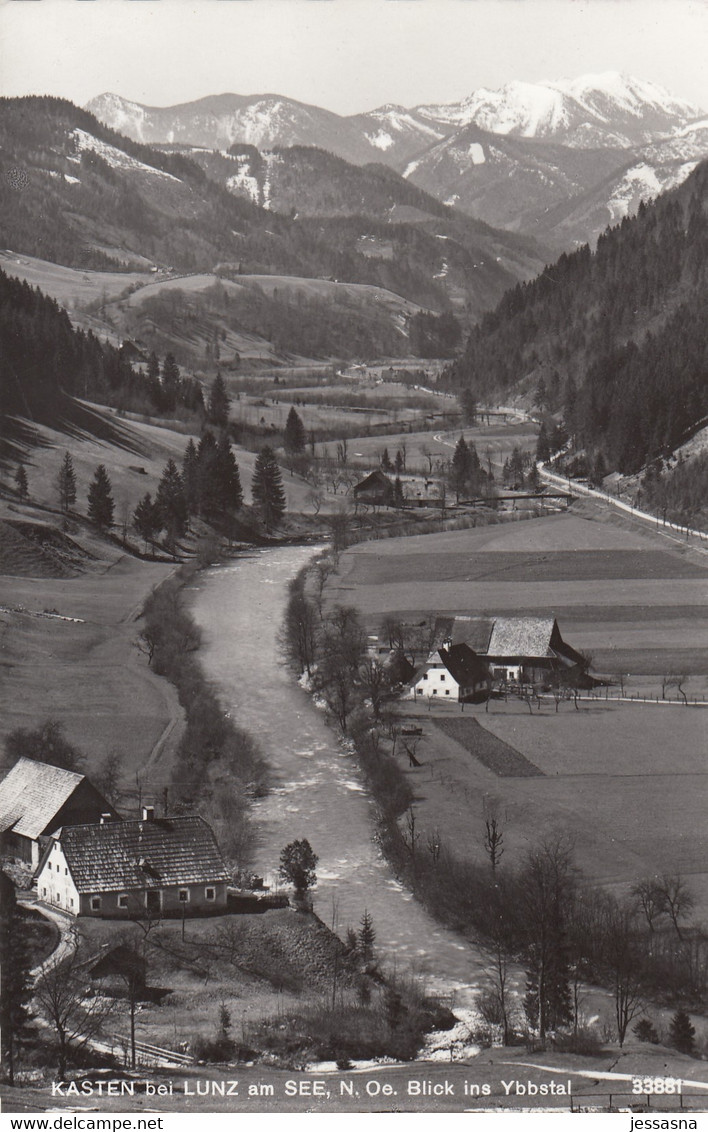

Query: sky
[1,0,707,115]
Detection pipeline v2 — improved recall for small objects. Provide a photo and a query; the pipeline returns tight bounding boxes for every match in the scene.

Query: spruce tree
[87,464,114,528]
[207,372,230,429]
[252,446,286,530]
[14,463,28,500]
[57,451,77,512]
[196,430,220,517]
[393,477,405,508]
[380,447,394,473]
[358,909,376,963]
[668,1010,695,1054]
[0,875,33,1086]
[450,436,472,502]
[182,438,199,514]
[156,459,188,539]
[283,407,306,454]
[132,492,160,552]
[161,353,180,412]
[215,437,243,512]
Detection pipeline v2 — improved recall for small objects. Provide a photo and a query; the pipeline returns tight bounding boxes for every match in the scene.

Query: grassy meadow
[327,505,708,916]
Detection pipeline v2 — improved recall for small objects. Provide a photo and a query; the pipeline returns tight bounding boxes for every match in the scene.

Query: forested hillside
[0,96,545,325]
[0,269,200,457]
[449,159,708,472]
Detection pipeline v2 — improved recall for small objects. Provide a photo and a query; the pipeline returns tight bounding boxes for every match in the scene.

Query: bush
[552,1027,604,1055]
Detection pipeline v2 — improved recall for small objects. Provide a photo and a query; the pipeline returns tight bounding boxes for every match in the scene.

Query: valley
[2,51,708,1106]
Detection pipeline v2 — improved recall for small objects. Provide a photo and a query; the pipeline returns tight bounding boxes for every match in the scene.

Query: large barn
[429,615,585,686]
[0,758,119,869]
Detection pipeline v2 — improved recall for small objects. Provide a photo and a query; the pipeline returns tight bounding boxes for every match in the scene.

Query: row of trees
[34,430,287,551]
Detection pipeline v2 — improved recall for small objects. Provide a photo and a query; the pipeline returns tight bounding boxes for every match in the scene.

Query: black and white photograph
[0,0,707,1121]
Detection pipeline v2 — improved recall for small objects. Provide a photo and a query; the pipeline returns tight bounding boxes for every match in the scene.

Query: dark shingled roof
[0,758,86,840]
[438,644,490,688]
[432,615,494,653]
[58,816,230,893]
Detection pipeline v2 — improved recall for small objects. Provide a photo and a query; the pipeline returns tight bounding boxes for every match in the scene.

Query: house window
[56,893,61,905]
[440,674,445,681]
[422,673,428,680]
[42,887,47,897]
[433,689,438,695]
[65,868,68,875]
[445,690,450,695]
[118,895,128,909]
[90,895,102,911]
[178,888,190,903]
[70,898,74,908]
[205,887,216,901]
[416,688,423,694]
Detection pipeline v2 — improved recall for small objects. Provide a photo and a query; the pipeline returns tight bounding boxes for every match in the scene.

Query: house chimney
[100,813,112,824]
[142,806,155,822]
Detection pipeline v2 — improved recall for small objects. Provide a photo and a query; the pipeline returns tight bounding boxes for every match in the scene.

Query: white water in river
[190,545,487,1007]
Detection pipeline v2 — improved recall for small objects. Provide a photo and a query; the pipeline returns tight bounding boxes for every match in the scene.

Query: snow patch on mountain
[71,129,181,181]
[552,73,699,119]
[88,93,149,142]
[467,143,486,164]
[226,167,260,204]
[606,159,697,222]
[366,130,394,151]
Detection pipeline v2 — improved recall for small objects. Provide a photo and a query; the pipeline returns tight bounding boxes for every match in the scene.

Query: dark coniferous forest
[449,159,708,473]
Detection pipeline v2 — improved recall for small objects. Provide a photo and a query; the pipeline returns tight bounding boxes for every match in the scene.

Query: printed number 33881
[632,1078,682,1094]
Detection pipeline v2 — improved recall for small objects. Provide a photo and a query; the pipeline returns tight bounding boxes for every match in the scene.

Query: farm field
[326,417,539,476]
[0,552,179,795]
[0,250,149,306]
[331,510,708,678]
[392,699,708,918]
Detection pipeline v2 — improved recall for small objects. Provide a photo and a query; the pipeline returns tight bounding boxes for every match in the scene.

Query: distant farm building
[430,615,584,685]
[353,469,393,507]
[411,643,491,703]
[35,808,231,918]
[0,758,119,870]
[353,469,444,508]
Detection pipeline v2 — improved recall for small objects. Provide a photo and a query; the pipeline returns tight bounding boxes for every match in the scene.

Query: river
[190,544,488,1008]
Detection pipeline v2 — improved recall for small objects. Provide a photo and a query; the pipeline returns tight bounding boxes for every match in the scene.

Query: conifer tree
[196,430,220,517]
[182,438,199,514]
[283,407,306,454]
[393,476,405,508]
[156,459,188,539]
[358,909,376,963]
[14,463,28,500]
[669,1010,695,1054]
[215,437,243,512]
[87,464,114,528]
[450,436,472,502]
[161,354,180,412]
[57,452,77,512]
[132,492,160,552]
[207,372,230,429]
[380,448,394,473]
[252,446,286,530]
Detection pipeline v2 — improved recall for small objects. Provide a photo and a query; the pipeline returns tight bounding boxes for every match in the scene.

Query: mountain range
[87,74,708,250]
[0,96,548,365]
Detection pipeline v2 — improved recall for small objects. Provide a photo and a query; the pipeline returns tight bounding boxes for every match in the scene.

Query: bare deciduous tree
[656,874,695,941]
[35,939,114,1079]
